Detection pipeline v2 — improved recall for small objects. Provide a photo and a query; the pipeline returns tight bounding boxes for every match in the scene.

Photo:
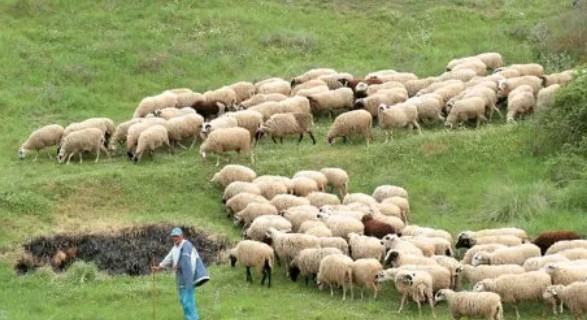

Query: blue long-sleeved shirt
[159,239,197,289]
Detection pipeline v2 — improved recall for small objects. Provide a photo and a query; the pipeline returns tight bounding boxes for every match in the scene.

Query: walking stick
[150,256,157,320]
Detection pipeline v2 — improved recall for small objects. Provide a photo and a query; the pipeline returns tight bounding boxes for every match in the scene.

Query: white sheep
[132,124,170,163]
[385,250,439,267]
[351,258,384,299]
[472,243,541,266]
[458,228,528,243]
[292,170,328,192]
[452,60,488,76]
[199,115,238,140]
[305,192,341,207]
[290,79,328,96]
[410,94,445,124]
[19,124,64,161]
[308,87,354,117]
[382,197,410,222]
[326,110,373,145]
[377,102,421,142]
[445,96,488,128]
[203,87,238,108]
[234,202,278,228]
[509,63,544,77]
[211,164,257,188]
[541,70,574,87]
[254,179,288,201]
[150,106,196,120]
[199,127,254,166]
[166,88,205,109]
[372,185,408,202]
[405,77,437,97]
[299,220,333,237]
[439,69,478,82]
[354,88,409,117]
[546,240,587,255]
[270,194,311,212]
[225,192,270,217]
[342,192,378,207]
[523,254,569,272]
[280,205,320,232]
[239,93,288,109]
[544,263,587,285]
[317,212,364,240]
[228,81,256,104]
[265,227,320,269]
[125,118,167,155]
[319,237,349,255]
[461,244,508,265]
[401,270,436,317]
[164,113,204,149]
[535,84,561,113]
[475,52,504,70]
[401,225,453,243]
[245,215,292,241]
[223,181,262,203]
[542,285,565,315]
[257,79,291,96]
[497,76,542,99]
[558,248,587,260]
[473,271,551,320]
[57,128,108,165]
[229,240,274,287]
[317,253,354,300]
[544,281,587,319]
[288,247,343,285]
[291,68,337,86]
[134,91,178,118]
[348,233,386,261]
[458,264,525,286]
[111,118,143,149]
[225,110,264,140]
[381,234,424,256]
[291,177,319,197]
[434,289,504,320]
[506,86,535,123]
[256,113,315,145]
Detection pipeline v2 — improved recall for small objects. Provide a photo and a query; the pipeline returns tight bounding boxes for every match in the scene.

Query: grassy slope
[0,0,586,319]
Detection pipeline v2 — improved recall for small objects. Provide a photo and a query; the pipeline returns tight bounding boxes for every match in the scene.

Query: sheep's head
[288,263,301,282]
[434,289,450,304]
[543,285,564,301]
[384,250,400,266]
[472,279,491,292]
[361,214,374,223]
[471,252,490,267]
[316,212,329,220]
[18,147,26,160]
[338,78,350,87]
[290,78,300,87]
[233,215,243,227]
[255,128,265,141]
[377,103,388,114]
[544,263,558,274]
[455,233,475,249]
[353,99,366,110]
[376,269,395,284]
[242,229,250,240]
[57,149,66,163]
[402,272,416,285]
[200,123,212,135]
[229,250,237,267]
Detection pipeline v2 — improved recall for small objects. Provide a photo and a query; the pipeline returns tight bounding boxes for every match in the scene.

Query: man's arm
[152,249,173,272]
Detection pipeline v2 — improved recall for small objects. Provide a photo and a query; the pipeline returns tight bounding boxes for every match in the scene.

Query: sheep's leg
[493,105,504,119]
[271,137,277,144]
[267,268,271,288]
[66,153,74,165]
[261,268,267,287]
[95,147,101,163]
[304,276,309,287]
[79,152,83,164]
[308,131,316,145]
[250,152,255,165]
[398,293,408,313]
[514,304,520,320]
[215,156,221,167]
[100,145,110,159]
[189,136,198,150]
[330,284,334,296]
[342,284,346,301]
[384,130,390,143]
[429,294,436,318]
[245,267,252,282]
[342,136,348,144]
[177,142,187,150]
[416,299,422,317]
[46,150,53,159]
[298,133,304,143]
[360,289,364,300]
[413,121,422,135]
[559,302,563,314]
[280,137,283,144]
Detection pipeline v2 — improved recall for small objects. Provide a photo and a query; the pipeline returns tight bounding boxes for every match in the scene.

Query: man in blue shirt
[152,227,200,320]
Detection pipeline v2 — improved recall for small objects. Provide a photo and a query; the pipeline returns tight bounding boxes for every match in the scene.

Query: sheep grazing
[348,233,386,261]
[288,247,343,285]
[256,113,315,145]
[19,124,64,161]
[316,253,354,300]
[361,214,396,239]
[134,91,178,118]
[190,99,226,120]
[300,220,333,237]
[543,285,565,316]
[456,235,524,249]
[203,87,238,109]
[150,106,196,120]
[339,78,383,91]
[377,102,421,142]
[445,96,488,128]
[254,179,288,200]
[382,197,410,223]
[164,113,204,149]
[199,127,254,166]
[546,239,587,255]
[457,228,528,244]
[132,124,170,163]
[401,271,436,317]
[125,118,167,156]
[497,76,542,99]
[475,52,504,70]
[558,248,587,260]
[239,93,288,109]
[458,264,525,286]
[405,77,437,97]
[305,192,340,207]
[535,84,561,113]
[228,81,256,104]
[223,181,262,203]
[473,271,551,320]
[326,110,373,145]
[62,117,115,148]
[211,164,257,188]
[244,215,292,242]
[166,89,205,109]
[290,79,328,96]
[351,258,384,299]
[523,254,569,272]
[308,87,354,117]
[317,212,364,240]
[461,244,507,265]
[381,234,424,256]
[225,192,270,218]
[528,230,581,255]
[57,128,109,165]
[435,289,504,320]
[199,115,239,140]
[320,168,349,198]
[506,85,536,123]
[265,227,320,269]
[372,185,408,202]
[257,79,291,96]
[111,118,142,149]
[229,240,274,288]
[271,194,311,212]
[544,263,587,286]
[541,70,575,87]
[385,250,438,267]
[280,205,319,231]
[509,63,544,77]
[291,68,337,87]
[353,88,409,117]
[234,202,278,228]
[544,282,587,319]
[472,243,541,266]
[291,177,319,197]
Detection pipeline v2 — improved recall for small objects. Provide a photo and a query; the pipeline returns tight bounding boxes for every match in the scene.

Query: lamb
[319,237,350,255]
[164,113,204,149]
[229,240,274,287]
[445,97,488,128]
[229,81,256,103]
[401,271,436,317]
[132,124,170,163]
[316,253,354,300]
[291,177,319,197]
[320,168,349,198]
[326,110,373,145]
[542,284,565,315]
[378,102,421,142]
[305,192,340,207]
[461,244,508,265]
[256,79,291,96]
[225,110,264,140]
[434,289,503,320]
[234,203,279,228]
[506,86,535,122]
[381,234,424,256]
[254,180,288,200]
[19,124,64,161]
[211,164,257,188]
[239,93,288,109]
[308,87,354,117]
[532,230,582,255]
[317,212,365,240]
[223,181,262,203]
[134,91,178,118]
[472,244,541,266]
[265,227,320,269]
[225,192,270,217]
[353,88,409,117]
[199,127,254,166]
[541,70,575,87]
[385,250,439,267]
[57,128,108,164]
[244,215,292,241]
[291,68,337,86]
[288,247,343,285]
[361,214,396,239]
[546,240,587,255]
[270,194,311,212]
[523,254,569,272]
[256,111,316,145]
[348,233,386,261]
[536,84,561,113]
[199,116,239,140]
[458,264,525,285]
[473,271,552,319]
[544,281,587,319]
[203,87,238,108]
[351,258,384,299]
[544,263,587,285]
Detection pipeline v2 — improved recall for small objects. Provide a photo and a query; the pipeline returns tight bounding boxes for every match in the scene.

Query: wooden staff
[150,256,157,320]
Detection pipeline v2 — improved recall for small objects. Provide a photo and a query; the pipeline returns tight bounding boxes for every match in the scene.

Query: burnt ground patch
[15,223,233,276]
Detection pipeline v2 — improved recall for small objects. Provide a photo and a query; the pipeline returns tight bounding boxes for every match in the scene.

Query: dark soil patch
[15,223,233,276]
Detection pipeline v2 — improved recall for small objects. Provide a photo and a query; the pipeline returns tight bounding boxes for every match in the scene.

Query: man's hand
[151,265,162,273]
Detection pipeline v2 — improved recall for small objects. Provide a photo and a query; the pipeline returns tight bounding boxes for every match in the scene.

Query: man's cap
[170,227,183,237]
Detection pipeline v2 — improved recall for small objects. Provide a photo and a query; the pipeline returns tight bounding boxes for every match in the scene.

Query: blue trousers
[178,287,199,320]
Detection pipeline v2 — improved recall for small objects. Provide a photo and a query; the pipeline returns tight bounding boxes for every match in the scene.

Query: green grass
[1,0,586,319]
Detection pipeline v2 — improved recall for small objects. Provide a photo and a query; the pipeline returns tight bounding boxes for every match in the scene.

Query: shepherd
[152,227,209,320]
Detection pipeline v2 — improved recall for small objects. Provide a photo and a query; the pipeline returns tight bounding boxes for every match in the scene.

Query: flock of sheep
[17,52,577,165]
[217,164,587,319]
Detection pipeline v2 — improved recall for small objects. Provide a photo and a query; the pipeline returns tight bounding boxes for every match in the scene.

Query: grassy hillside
[1,0,586,319]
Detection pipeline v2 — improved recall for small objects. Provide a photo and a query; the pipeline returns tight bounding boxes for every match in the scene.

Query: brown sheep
[362,214,397,239]
[532,231,582,255]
